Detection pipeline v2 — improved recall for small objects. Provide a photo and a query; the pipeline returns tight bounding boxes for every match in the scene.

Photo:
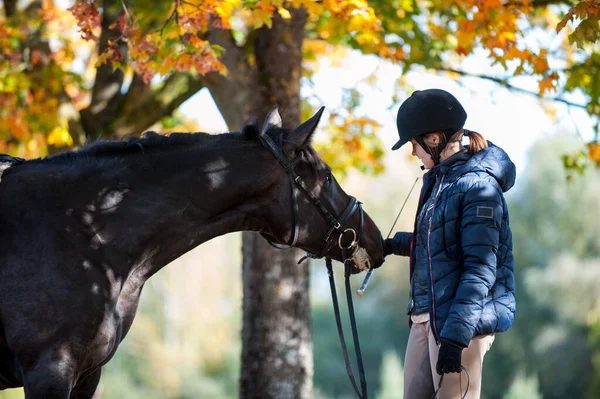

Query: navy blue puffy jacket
[389,142,516,348]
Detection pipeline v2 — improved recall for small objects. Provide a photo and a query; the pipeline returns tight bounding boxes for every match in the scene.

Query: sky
[179,49,597,176]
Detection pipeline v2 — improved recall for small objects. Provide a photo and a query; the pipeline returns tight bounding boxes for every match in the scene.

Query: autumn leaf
[538,72,559,95]
[482,0,503,9]
[278,7,292,19]
[47,126,74,147]
[588,141,600,166]
[67,0,101,41]
[568,18,600,48]
[533,49,550,74]
[557,1,599,33]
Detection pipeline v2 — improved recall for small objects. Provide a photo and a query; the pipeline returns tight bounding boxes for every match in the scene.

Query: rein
[431,366,470,399]
[326,199,368,399]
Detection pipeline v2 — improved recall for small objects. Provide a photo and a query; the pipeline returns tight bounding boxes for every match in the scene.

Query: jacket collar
[427,148,470,181]
[424,142,516,192]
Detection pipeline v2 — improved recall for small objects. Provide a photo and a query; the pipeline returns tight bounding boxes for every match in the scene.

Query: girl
[384,89,516,398]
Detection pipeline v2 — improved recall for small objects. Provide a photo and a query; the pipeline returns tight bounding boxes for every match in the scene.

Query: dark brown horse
[0,108,384,398]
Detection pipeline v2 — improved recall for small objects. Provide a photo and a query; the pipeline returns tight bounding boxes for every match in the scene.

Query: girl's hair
[459,129,488,154]
[423,129,488,155]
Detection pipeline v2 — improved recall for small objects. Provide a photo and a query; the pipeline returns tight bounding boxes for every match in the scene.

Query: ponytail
[465,130,488,154]
[425,129,489,161]
[461,129,488,155]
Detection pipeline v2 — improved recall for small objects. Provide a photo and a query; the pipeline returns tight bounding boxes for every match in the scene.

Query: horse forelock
[259,127,327,174]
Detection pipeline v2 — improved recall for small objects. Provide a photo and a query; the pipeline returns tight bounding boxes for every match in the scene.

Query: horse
[0,107,385,398]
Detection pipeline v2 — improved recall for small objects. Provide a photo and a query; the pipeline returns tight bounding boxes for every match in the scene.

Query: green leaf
[160,115,183,129]
[211,44,225,57]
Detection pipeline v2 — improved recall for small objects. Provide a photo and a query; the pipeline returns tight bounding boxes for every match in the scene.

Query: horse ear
[290,106,325,147]
[241,118,259,140]
[260,106,283,136]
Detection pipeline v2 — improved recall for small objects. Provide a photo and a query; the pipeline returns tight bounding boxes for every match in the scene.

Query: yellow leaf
[47,126,73,147]
[95,51,111,67]
[456,31,477,52]
[542,103,557,121]
[400,0,414,12]
[500,31,516,45]
[250,9,274,29]
[278,7,291,19]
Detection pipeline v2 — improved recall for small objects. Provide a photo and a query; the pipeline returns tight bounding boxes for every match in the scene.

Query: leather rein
[259,132,369,399]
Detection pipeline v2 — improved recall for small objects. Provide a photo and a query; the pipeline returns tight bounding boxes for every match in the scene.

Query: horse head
[244,107,385,270]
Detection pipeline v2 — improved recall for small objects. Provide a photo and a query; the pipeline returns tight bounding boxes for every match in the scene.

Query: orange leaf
[588,142,600,166]
[482,0,503,9]
[533,50,549,74]
[538,72,558,95]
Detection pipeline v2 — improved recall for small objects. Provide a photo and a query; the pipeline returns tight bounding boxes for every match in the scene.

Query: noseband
[259,132,369,398]
[259,133,364,262]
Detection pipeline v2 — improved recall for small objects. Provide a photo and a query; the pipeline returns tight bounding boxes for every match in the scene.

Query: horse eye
[324,173,332,187]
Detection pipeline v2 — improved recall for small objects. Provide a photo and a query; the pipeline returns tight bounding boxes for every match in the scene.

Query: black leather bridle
[259,132,363,259]
[259,132,369,399]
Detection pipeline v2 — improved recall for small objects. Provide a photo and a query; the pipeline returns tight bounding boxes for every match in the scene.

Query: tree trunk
[240,234,312,399]
[236,9,312,399]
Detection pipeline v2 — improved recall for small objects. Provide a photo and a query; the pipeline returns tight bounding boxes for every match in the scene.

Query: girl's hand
[436,340,463,375]
[383,238,393,257]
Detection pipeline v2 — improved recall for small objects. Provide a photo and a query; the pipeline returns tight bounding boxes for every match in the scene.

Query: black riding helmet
[392,89,467,164]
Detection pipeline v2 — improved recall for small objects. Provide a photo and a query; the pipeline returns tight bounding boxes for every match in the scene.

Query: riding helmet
[392,89,467,151]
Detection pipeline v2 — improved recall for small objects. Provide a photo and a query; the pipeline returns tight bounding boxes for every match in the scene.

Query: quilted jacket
[389,142,516,347]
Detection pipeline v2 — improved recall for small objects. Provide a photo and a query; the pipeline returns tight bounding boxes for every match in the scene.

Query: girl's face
[410,139,435,169]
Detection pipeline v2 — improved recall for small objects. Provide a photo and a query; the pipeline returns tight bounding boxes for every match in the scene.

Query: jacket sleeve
[440,180,503,347]
[388,232,413,256]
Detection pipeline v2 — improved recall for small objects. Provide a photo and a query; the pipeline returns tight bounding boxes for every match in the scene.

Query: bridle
[259,131,370,399]
[258,132,364,261]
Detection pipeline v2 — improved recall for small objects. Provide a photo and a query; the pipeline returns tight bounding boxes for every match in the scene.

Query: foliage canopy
[1,0,599,172]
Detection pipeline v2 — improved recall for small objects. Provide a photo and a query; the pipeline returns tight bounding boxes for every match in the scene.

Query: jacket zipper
[408,174,428,317]
[427,174,445,345]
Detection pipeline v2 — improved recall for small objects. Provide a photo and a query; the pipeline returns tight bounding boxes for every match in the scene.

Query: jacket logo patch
[477,206,494,219]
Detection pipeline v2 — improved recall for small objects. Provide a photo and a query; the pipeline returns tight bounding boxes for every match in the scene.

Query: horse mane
[26,130,250,165]
[24,124,318,168]
[82,131,239,155]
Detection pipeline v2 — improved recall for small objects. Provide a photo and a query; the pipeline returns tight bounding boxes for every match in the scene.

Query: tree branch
[506,0,576,7]
[81,0,129,140]
[111,72,206,136]
[77,6,255,139]
[531,0,577,7]
[3,0,18,17]
[438,67,588,110]
[109,27,251,136]
[203,28,255,130]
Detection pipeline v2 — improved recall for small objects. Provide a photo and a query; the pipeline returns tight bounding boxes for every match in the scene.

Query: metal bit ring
[338,228,357,250]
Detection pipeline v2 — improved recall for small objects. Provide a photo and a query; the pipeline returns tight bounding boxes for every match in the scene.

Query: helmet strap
[414,135,442,165]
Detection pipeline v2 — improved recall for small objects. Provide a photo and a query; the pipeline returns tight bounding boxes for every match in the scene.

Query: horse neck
[80,140,274,280]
